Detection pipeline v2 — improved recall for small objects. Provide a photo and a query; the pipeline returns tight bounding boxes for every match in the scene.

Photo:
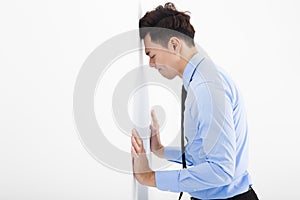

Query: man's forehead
[143,35,165,54]
[143,34,158,48]
[144,37,156,54]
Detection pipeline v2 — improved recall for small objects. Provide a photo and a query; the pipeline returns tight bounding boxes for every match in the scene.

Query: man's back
[181,53,252,198]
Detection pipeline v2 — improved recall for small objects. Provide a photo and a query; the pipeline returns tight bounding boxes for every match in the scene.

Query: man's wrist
[144,171,156,187]
[153,146,165,159]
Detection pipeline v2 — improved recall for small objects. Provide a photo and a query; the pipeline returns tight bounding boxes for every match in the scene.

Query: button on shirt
[155,52,252,199]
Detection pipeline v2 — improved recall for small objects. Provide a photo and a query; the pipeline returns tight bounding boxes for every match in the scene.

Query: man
[131,2,259,200]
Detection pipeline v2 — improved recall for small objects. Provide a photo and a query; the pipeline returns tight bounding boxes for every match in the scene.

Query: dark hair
[139,2,195,47]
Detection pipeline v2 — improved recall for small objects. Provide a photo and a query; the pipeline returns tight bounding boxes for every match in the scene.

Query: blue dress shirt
[155,52,252,199]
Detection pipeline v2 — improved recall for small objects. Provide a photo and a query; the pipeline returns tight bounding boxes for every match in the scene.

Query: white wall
[0,0,299,199]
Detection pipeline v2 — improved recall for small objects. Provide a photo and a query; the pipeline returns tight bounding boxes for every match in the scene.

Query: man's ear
[168,37,181,53]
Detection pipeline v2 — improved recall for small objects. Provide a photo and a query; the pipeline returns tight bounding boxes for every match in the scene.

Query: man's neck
[178,47,198,78]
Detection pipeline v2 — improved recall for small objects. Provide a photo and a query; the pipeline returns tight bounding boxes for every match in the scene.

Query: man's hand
[149,110,165,158]
[131,128,156,187]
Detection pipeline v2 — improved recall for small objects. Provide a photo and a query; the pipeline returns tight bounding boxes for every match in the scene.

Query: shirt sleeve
[155,81,236,192]
[164,146,193,166]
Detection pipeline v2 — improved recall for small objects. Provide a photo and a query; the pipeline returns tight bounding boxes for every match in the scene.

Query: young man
[131,2,259,200]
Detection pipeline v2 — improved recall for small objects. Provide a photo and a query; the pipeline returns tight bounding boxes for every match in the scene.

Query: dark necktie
[178,85,187,200]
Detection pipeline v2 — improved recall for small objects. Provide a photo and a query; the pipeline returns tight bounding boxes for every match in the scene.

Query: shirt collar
[182,52,205,90]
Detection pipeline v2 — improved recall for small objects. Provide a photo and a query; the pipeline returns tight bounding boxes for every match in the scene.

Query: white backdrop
[1,0,300,199]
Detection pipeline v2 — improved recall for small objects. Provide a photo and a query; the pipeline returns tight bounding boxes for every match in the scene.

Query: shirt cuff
[155,170,180,192]
[164,146,182,163]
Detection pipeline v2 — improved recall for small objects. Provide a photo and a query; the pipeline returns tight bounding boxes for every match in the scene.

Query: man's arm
[155,82,236,192]
[150,110,193,166]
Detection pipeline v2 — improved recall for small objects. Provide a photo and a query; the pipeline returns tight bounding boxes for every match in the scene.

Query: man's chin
[161,73,176,80]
